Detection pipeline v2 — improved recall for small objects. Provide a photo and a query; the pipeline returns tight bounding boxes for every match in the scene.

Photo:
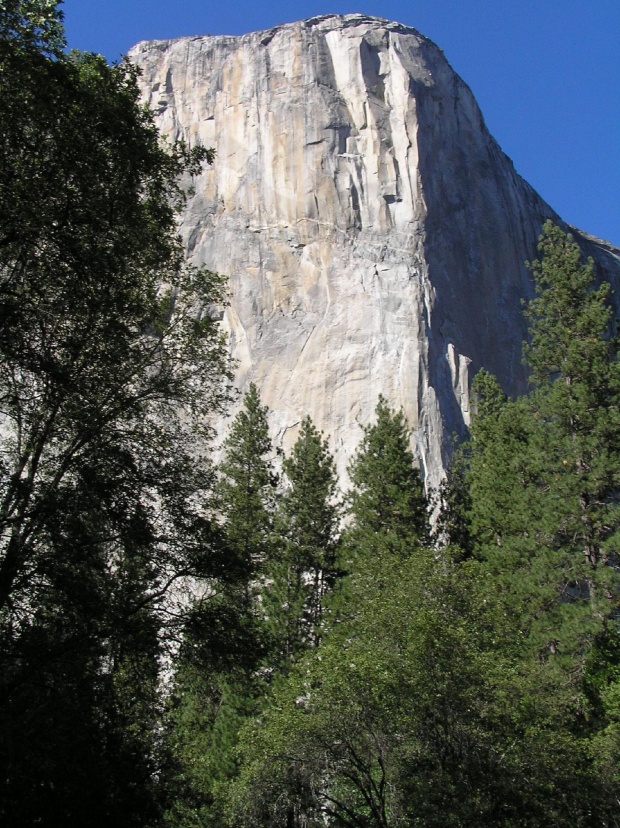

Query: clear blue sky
[62,0,619,246]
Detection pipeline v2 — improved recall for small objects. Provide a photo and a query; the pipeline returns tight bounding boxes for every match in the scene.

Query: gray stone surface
[128,14,620,489]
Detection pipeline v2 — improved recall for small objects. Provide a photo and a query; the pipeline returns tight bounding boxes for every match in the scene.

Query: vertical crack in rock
[129,13,620,490]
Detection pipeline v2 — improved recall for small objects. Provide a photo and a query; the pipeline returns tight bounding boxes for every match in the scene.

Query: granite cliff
[128,14,620,488]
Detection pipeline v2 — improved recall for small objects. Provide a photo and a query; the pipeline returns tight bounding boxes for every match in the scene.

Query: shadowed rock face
[128,13,620,488]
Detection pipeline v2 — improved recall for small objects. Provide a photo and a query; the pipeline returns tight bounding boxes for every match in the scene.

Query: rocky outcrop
[128,14,620,488]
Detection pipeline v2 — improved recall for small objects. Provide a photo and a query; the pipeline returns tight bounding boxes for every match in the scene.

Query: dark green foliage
[221,228,620,828]
[463,223,620,822]
[0,3,230,823]
[584,625,620,793]
[230,548,615,828]
[163,416,341,827]
[0,602,162,827]
[524,222,620,569]
[161,385,278,827]
[345,396,430,561]
[467,373,540,551]
[265,416,339,659]
[161,653,262,828]
[434,443,473,557]
[0,0,65,56]
[525,222,615,390]
[217,382,277,584]
[225,404,436,828]
[0,1,227,621]
[468,224,620,661]
[5,16,620,819]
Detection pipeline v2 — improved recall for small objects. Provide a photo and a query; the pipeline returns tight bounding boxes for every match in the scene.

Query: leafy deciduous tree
[0,3,231,823]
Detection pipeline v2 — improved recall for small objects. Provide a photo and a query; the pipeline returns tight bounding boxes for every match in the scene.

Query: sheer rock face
[128,14,620,488]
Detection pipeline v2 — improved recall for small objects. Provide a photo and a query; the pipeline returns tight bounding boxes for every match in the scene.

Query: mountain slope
[128,14,620,487]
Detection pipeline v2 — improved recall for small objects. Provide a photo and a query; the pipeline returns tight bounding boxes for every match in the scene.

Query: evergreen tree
[468,224,620,656]
[223,229,620,828]
[434,443,473,558]
[264,417,339,660]
[463,224,620,820]
[467,370,541,552]
[345,396,430,564]
[223,402,436,827]
[524,221,620,569]
[162,385,278,827]
[217,382,277,587]
[161,646,260,828]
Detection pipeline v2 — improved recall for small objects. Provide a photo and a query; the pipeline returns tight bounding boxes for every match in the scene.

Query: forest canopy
[1,3,619,827]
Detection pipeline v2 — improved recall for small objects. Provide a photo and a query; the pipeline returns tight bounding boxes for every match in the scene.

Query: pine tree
[462,224,620,820]
[345,396,430,563]
[217,382,277,588]
[264,417,340,659]
[468,224,620,647]
[161,385,278,827]
[434,444,473,558]
[524,221,620,570]
[467,370,542,553]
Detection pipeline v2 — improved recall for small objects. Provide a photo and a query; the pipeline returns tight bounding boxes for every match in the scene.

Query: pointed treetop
[524,221,614,389]
[347,396,429,548]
